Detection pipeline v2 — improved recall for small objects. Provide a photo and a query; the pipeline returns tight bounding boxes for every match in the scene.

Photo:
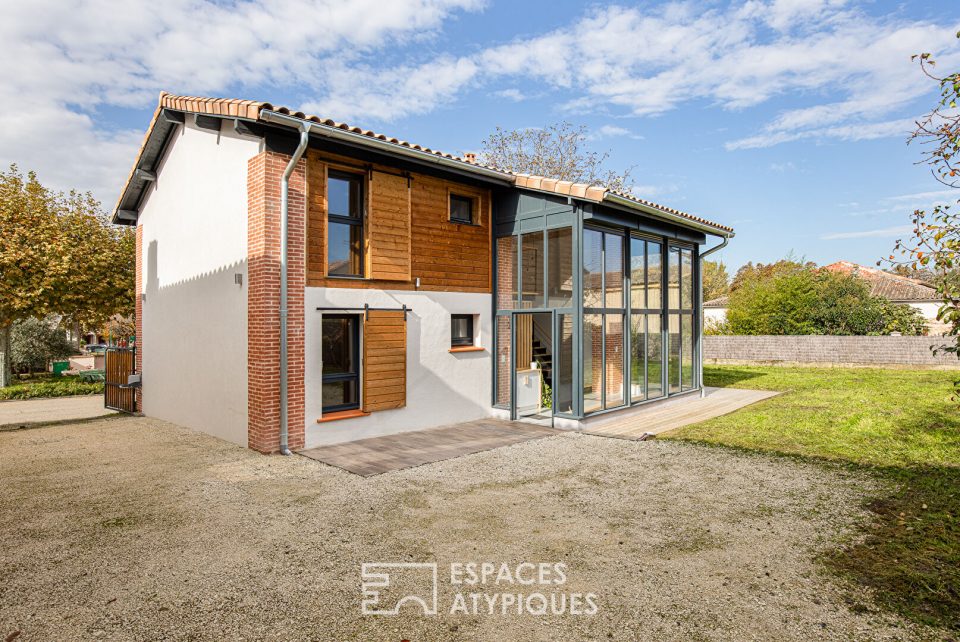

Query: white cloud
[586,124,645,141]
[319,2,960,149]
[821,224,913,240]
[4,0,960,206]
[839,188,960,218]
[0,0,483,204]
[769,161,797,172]
[493,88,528,102]
[726,117,918,150]
[883,189,960,203]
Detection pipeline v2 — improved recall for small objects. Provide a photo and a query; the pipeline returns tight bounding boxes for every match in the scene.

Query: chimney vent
[464,152,476,163]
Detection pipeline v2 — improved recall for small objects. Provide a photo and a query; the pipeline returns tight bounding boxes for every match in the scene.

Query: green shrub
[0,375,102,400]
[11,317,75,374]
[726,261,928,336]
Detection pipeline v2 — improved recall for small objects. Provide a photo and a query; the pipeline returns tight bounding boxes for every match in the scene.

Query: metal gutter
[260,110,513,185]
[604,193,735,239]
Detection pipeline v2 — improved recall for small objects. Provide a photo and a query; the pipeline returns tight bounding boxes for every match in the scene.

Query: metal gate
[105,347,136,413]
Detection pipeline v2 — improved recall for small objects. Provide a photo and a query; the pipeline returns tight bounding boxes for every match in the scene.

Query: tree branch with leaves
[885,36,960,362]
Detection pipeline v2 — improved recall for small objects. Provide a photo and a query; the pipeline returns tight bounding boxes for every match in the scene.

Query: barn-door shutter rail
[316,304,412,319]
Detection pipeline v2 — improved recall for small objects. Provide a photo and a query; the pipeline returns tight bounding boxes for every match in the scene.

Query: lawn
[666,365,960,631]
[0,374,103,401]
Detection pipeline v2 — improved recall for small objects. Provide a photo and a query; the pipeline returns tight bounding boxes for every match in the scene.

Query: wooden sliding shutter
[362,310,407,411]
[367,170,411,281]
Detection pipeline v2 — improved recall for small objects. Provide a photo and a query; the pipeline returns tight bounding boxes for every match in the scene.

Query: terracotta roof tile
[704,295,729,307]
[823,261,938,301]
[116,92,734,235]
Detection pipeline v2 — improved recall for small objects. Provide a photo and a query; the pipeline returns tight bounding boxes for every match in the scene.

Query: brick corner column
[247,151,307,454]
[134,224,143,413]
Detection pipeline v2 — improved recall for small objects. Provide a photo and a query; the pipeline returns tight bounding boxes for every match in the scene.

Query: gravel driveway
[0,416,937,641]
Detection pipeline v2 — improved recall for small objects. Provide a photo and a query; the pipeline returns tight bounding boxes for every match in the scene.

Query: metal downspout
[279,125,311,455]
[698,235,729,398]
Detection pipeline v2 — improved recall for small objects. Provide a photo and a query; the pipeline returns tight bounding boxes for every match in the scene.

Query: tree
[885,40,960,359]
[730,257,817,292]
[0,166,62,387]
[726,262,818,335]
[702,260,730,302]
[0,164,135,386]
[10,317,74,375]
[55,191,135,348]
[724,259,926,336]
[478,122,634,193]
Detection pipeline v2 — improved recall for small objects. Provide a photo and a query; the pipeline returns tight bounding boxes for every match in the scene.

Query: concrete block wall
[704,335,960,368]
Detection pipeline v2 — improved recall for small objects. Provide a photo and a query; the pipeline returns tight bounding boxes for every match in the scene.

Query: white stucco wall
[137,119,260,446]
[304,287,493,447]
[908,301,940,321]
[704,307,727,326]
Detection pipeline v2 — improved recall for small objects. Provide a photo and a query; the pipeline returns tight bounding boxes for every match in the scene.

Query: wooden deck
[298,418,557,476]
[582,387,780,441]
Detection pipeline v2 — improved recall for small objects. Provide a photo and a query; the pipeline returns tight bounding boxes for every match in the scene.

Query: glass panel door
[511,311,554,425]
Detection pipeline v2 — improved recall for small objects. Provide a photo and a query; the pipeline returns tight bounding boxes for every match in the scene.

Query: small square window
[450,194,474,225]
[451,314,475,347]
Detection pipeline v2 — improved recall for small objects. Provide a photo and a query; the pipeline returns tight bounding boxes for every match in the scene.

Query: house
[112,92,734,453]
[703,261,945,335]
[703,295,729,330]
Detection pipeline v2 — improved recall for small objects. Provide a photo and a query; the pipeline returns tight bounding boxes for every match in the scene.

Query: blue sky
[2,0,960,273]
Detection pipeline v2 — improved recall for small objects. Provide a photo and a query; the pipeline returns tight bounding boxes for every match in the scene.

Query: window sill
[449,346,485,353]
[317,409,370,423]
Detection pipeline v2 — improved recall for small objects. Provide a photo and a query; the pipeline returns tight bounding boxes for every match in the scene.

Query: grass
[665,365,960,631]
[0,374,103,401]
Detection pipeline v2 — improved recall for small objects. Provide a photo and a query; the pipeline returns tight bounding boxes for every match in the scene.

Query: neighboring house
[112,92,734,453]
[703,261,946,335]
[703,295,729,329]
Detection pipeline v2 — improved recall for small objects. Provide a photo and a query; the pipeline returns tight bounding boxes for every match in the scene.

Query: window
[520,231,545,307]
[667,244,696,394]
[629,236,665,403]
[321,315,360,412]
[327,170,364,277]
[547,227,573,307]
[582,227,626,413]
[451,314,475,347]
[450,194,474,224]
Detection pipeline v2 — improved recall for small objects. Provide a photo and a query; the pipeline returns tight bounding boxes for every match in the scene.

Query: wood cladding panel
[362,310,406,412]
[368,171,411,280]
[305,150,491,293]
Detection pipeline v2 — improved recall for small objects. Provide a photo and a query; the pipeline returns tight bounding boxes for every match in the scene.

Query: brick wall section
[135,224,143,412]
[704,335,960,368]
[247,151,307,453]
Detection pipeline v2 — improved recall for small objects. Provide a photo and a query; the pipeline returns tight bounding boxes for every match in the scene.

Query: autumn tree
[55,191,135,349]
[0,166,62,386]
[0,164,135,386]
[702,260,730,302]
[478,122,634,193]
[886,38,960,358]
